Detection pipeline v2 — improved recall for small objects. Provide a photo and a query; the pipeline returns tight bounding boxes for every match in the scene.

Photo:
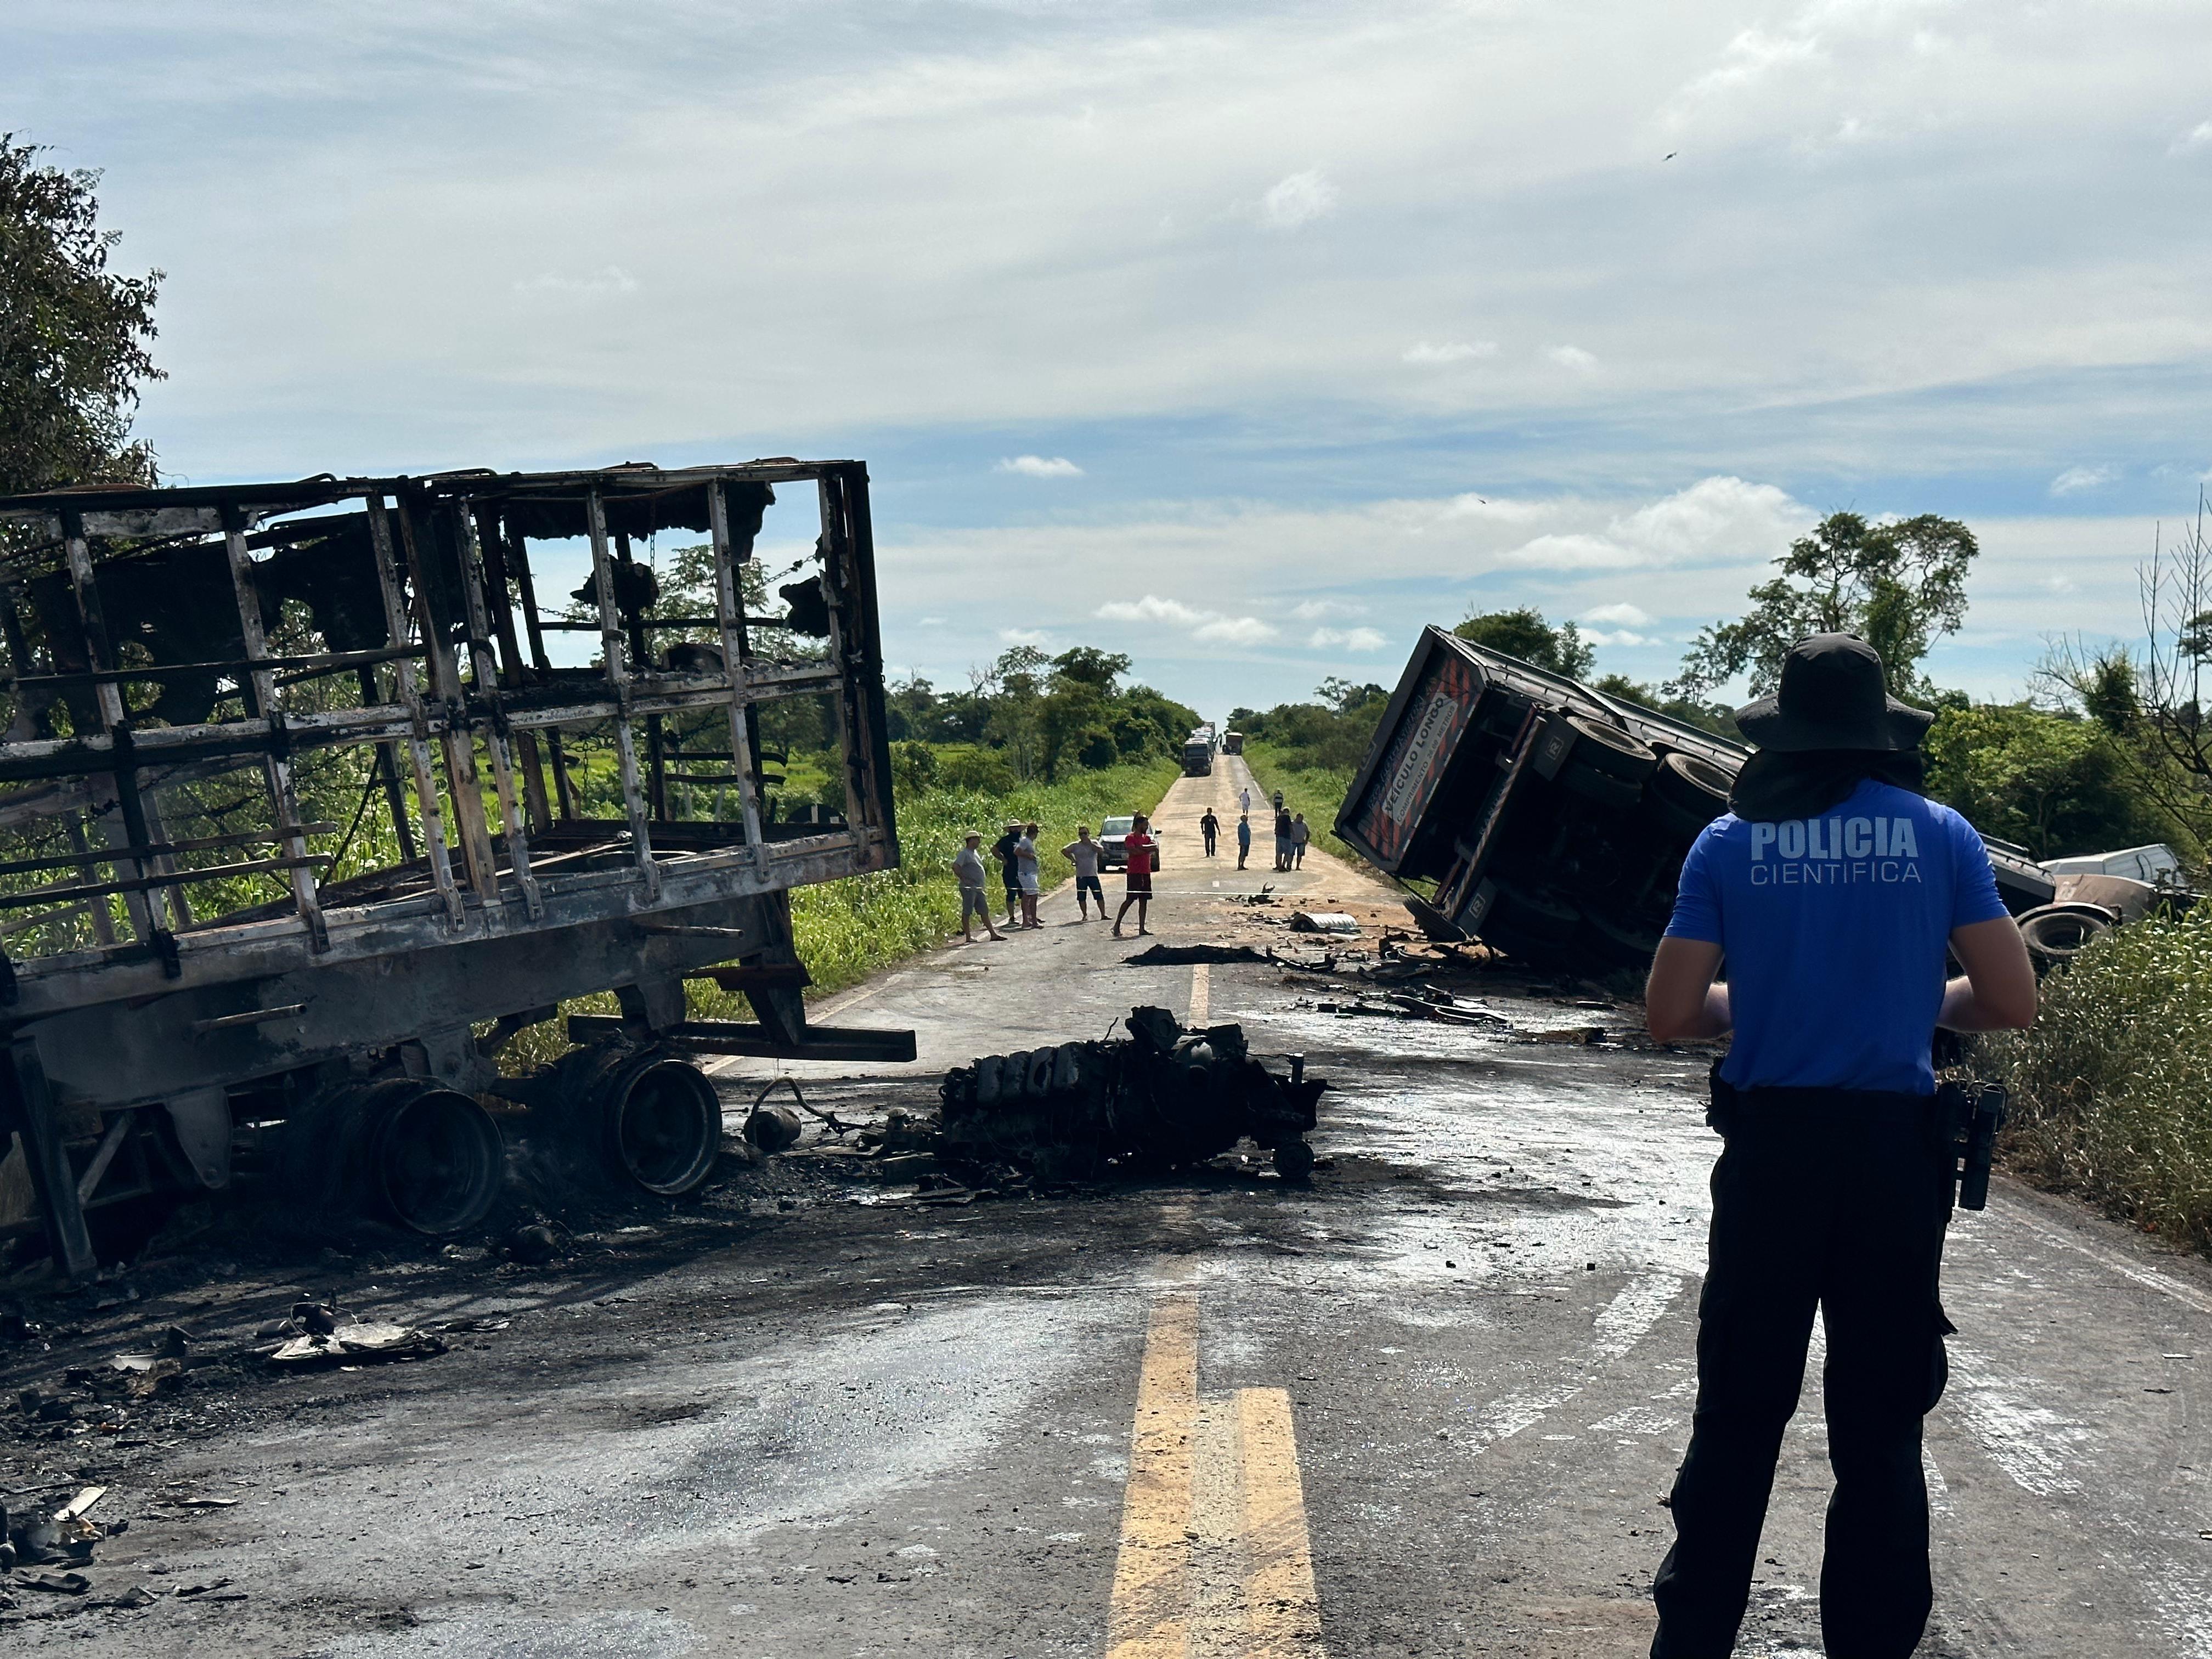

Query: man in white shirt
[952,832,1003,943]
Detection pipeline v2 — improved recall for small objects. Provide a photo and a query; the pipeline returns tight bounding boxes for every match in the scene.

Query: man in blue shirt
[1643,634,2036,1659]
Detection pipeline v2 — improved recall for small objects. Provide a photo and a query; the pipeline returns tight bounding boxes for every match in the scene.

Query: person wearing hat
[991,819,1024,931]
[951,832,1003,943]
[1642,633,2036,1659]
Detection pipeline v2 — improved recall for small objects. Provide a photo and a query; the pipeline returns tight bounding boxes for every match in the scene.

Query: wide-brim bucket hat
[1733,633,1935,753]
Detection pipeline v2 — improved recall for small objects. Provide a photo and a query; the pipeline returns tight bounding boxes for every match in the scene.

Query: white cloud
[1498,476,1812,571]
[1097,594,1210,625]
[511,266,639,299]
[1194,615,1280,645]
[918,615,947,627]
[2170,120,2212,155]
[997,627,1056,648]
[997,455,1084,478]
[1403,340,1498,365]
[1290,598,1369,620]
[1097,593,1276,648]
[1581,601,1652,626]
[1548,345,1599,371]
[1308,626,1387,651]
[1582,628,1649,647]
[1261,168,1338,229]
[2049,464,2118,495]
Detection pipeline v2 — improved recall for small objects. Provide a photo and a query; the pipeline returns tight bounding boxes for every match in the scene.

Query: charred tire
[1478,882,1582,966]
[2017,903,2117,967]
[1646,751,1733,840]
[281,1077,505,1239]
[1578,904,1663,969]
[373,1083,506,1235]
[1273,1139,1316,1183]
[594,1052,723,1195]
[1559,761,1645,813]
[1560,714,1657,783]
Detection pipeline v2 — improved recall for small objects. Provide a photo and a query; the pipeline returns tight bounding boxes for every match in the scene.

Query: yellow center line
[1109,1295,1200,1659]
[1236,1387,1325,1656]
[1107,1290,1328,1657]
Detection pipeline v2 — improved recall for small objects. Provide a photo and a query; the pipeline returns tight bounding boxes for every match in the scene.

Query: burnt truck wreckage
[939,1007,1325,1182]
[0,461,915,1278]
[1339,627,2059,972]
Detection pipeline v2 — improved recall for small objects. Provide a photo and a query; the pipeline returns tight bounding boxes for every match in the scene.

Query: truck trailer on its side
[1336,626,2056,971]
[0,460,913,1276]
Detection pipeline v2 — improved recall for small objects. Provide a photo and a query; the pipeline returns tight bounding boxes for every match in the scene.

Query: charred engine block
[938,1006,1325,1182]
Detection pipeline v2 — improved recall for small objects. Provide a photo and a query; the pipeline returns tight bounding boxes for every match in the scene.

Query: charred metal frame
[0,461,910,1274]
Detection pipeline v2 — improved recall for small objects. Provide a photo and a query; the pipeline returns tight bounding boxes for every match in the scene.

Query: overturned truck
[0,461,914,1276]
[1338,627,2056,970]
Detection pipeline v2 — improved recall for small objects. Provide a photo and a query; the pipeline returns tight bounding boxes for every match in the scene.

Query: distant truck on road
[1222,731,1244,755]
[1337,625,2057,972]
[1182,736,1214,776]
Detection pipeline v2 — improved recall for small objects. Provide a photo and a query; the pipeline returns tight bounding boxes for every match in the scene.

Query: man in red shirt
[1113,811,1156,938]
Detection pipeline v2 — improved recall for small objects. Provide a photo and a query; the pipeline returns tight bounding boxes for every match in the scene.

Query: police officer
[1643,634,2037,1659]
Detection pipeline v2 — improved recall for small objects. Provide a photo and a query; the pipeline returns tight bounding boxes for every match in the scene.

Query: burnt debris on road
[938,1005,1326,1182]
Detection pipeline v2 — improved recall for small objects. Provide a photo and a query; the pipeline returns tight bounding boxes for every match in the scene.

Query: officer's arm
[1645,938,1731,1042]
[1939,917,2038,1031]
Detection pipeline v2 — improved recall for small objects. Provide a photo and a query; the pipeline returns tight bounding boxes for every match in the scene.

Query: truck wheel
[2017,903,2115,967]
[1559,762,1645,812]
[1478,882,1582,966]
[1560,714,1658,782]
[1646,752,1733,840]
[598,1054,722,1195]
[372,1082,507,1235]
[1578,905,1663,969]
[281,1077,505,1240]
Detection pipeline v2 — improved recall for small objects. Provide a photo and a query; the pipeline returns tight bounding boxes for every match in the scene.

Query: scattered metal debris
[938,1006,1326,1181]
[267,1321,447,1368]
[1288,911,1361,934]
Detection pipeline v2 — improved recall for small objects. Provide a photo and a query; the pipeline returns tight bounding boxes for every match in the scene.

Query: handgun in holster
[1938,1079,2008,1211]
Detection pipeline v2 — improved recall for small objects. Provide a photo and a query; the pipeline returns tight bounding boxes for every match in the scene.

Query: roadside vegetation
[1979,904,2212,1249]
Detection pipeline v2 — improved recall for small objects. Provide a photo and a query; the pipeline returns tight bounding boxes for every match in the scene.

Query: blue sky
[8,0,2210,720]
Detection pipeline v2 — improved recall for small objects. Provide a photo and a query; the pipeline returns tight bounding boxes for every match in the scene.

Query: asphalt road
[6,754,2212,1657]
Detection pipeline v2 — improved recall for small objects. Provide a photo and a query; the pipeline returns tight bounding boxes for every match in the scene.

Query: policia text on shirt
[1641,634,2038,1659]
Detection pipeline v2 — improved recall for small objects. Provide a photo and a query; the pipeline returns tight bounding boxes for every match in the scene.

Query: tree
[1921,703,2183,860]
[2043,497,2212,858]
[1672,511,1976,701]
[1589,673,1735,736]
[1,134,163,500]
[1452,607,1594,679]
[1317,677,1387,715]
[1050,647,1130,691]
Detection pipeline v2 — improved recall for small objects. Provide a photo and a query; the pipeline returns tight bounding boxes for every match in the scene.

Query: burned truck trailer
[0,461,913,1277]
[1338,627,2055,969]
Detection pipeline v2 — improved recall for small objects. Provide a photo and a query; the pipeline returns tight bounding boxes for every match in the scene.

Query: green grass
[1978,901,2212,1252]
[1238,740,1367,867]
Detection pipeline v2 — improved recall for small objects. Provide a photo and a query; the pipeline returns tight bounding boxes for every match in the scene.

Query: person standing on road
[952,832,1004,944]
[1239,786,1251,815]
[1292,812,1310,868]
[1015,821,1043,929]
[1200,808,1220,858]
[1273,803,1294,872]
[991,820,1024,930]
[1112,811,1156,938]
[1063,824,1107,921]
[1641,634,2038,1659]
[1235,812,1252,870]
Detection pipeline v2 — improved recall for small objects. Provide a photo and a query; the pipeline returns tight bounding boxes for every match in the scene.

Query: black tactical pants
[1651,1086,1954,1659]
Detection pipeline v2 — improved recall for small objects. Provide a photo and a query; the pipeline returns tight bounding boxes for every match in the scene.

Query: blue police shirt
[1663,779,2008,1095]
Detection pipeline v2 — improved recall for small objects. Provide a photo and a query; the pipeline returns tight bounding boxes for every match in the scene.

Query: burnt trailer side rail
[0,461,911,1277]
[1339,627,2055,970]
